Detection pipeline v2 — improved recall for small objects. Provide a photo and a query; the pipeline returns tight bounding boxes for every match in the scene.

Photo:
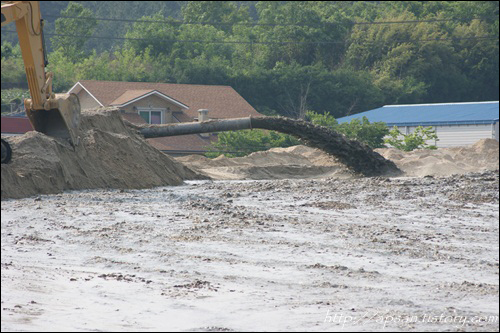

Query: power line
[354,17,498,25]
[2,30,498,45]
[42,14,498,28]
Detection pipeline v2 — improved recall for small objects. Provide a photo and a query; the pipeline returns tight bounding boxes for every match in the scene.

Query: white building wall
[435,124,494,147]
[396,124,495,148]
[76,90,101,110]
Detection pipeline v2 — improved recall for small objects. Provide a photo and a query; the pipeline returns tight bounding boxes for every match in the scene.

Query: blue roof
[337,101,499,127]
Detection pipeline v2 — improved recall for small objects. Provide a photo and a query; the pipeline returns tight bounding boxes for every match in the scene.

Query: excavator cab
[1,1,80,149]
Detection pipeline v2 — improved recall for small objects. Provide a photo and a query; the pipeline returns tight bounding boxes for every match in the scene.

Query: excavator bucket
[25,93,81,147]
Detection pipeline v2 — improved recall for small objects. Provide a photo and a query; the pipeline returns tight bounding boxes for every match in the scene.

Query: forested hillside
[1,1,499,117]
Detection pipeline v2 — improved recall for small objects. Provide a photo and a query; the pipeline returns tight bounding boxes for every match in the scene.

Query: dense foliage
[1,1,499,118]
[206,129,300,158]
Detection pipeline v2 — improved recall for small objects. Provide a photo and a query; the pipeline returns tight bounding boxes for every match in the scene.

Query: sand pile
[179,139,499,180]
[375,139,499,177]
[177,145,352,180]
[1,108,203,199]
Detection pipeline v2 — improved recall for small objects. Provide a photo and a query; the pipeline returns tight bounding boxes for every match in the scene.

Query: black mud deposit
[251,117,402,177]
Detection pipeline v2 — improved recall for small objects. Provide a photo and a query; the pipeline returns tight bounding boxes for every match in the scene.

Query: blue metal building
[337,101,499,147]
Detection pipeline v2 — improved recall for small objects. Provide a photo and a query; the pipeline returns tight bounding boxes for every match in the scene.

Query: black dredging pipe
[133,116,403,177]
[138,117,254,138]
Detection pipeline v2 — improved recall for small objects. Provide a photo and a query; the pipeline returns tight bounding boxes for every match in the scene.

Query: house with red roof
[1,80,263,155]
[70,80,262,154]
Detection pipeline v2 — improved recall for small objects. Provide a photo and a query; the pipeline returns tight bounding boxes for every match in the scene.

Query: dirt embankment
[1,108,204,200]
[178,139,499,181]
[376,139,500,177]
[177,145,352,180]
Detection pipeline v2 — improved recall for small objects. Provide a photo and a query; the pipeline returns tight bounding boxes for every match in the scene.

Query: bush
[1,89,30,113]
[384,126,439,151]
[206,129,300,158]
[306,111,389,148]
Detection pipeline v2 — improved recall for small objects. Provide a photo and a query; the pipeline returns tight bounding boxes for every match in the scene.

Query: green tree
[51,2,97,63]
[304,111,339,128]
[207,129,300,158]
[1,42,25,87]
[171,24,232,61]
[124,13,178,58]
[1,41,15,59]
[46,49,78,92]
[253,1,352,69]
[173,56,231,85]
[385,126,439,151]
[344,3,499,104]
[182,1,250,33]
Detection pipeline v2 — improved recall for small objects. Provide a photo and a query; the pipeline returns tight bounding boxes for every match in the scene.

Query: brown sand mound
[179,139,499,180]
[375,138,499,177]
[1,108,203,199]
[177,146,352,180]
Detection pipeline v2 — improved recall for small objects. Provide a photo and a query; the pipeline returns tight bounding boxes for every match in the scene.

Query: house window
[139,110,163,124]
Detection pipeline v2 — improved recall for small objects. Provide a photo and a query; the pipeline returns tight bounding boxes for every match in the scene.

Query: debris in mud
[191,327,235,332]
[173,280,218,291]
[301,201,355,210]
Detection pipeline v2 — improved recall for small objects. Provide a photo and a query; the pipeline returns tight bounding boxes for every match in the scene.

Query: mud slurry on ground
[1,171,499,331]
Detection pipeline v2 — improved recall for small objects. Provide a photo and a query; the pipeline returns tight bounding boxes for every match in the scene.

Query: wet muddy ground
[1,171,499,331]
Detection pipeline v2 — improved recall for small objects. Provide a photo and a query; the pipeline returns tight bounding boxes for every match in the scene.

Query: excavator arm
[1,1,80,153]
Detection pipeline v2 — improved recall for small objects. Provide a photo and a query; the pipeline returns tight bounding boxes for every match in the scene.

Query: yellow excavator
[1,1,81,163]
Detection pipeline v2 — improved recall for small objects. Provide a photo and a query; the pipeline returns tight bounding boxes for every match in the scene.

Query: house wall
[120,94,183,113]
[120,94,185,124]
[396,124,495,148]
[77,90,101,110]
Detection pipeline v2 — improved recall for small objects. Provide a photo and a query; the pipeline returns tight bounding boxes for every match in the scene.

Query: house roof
[69,80,262,119]
[338,101,500,126]
[110,90,189,109]
[1,116,33,134]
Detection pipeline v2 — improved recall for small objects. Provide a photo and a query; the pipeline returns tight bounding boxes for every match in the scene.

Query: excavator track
[1,138,12,164]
